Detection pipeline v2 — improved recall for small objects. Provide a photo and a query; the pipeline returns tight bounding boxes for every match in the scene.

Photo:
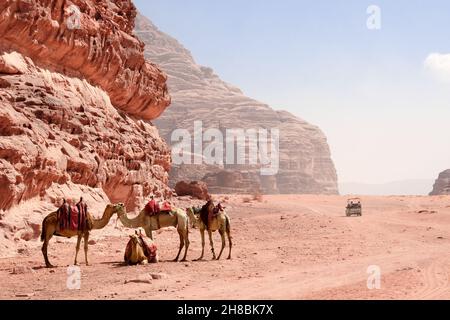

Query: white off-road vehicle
[346,198,362,217]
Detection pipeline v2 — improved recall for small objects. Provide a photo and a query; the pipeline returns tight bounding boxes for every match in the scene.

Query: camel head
[129,230,144,247]
[186,207,200,229]
[129,234,140,246]
[107,203,126,216]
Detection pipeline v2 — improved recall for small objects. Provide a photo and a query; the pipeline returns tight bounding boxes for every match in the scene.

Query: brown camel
[117,207,190,262]
[40,202,125,268]
[124,230,158,265]
[186,203,232,261]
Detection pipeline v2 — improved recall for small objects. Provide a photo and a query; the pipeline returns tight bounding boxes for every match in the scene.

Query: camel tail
[40,216,48,242]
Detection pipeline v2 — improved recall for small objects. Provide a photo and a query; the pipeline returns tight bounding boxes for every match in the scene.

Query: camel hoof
[46,264,55,269]
[172,258,179,263]
[227,257,231,260]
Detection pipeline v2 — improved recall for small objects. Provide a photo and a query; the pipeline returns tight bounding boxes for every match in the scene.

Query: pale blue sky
[135,0,450,185]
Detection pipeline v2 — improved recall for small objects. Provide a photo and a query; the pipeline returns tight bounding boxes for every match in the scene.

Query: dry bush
[242,197,251,203]
[252,190,263,202]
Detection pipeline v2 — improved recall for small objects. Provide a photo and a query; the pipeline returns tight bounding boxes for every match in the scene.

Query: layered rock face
[0,1,172,213]
[430,170,450,195]
[0,0,170,120]
[135,14,338,194]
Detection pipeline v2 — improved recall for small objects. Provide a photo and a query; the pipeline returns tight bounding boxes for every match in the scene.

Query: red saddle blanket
[57,201,88,232]
[140,236,158,261]
[145,200,172,216]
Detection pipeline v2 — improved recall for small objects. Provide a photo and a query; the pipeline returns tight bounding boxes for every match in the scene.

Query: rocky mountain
[135,14,338,195]
[0,0,172,214]
[430,170,450,195]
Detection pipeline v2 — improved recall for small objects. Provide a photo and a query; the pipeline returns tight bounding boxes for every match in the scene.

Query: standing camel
[186,203,232,261]
[40,202,125,268]
[117,207,190,262]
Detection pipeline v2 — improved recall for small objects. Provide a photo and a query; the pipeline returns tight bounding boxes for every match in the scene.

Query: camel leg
[173,230,184,262]
[42,220,56,268]
[226,228,232,260]
[74,234,82,266]
[180,227,189,262]
[144,227,153,240]
[208,230,216,260]
[42,234,54,268]
[175,231,184,262]
[196,228,206,261]
[216,229,226,260]
[83,232,90,266]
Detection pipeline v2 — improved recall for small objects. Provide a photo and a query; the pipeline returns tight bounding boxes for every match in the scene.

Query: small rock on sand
[15,293,35,298]
[150,273,168,280]
[17,248,30,255]
[124,275,153,284]
[11,266,35,275]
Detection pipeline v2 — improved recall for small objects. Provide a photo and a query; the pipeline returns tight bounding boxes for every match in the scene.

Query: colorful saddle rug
[200,201,226,230]
[145,200,172,216]
[57,200,89,232]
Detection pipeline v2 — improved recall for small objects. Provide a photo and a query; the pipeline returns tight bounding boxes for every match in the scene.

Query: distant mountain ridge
[340,179,435,196]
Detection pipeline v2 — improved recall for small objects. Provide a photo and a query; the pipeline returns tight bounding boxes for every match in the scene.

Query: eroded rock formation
[0,1,172,212]
[0,0,170,120]
[174,181,210,200]
[135,14,338,194]
[430,170,450,195]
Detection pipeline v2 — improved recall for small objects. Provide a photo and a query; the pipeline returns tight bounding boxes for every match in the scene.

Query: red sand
[1,195,450,300]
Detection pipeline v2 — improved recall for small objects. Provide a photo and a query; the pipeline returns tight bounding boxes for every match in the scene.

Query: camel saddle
[145,200,172,217]
[57,199,89,232]
[139,234,158,262]
[200,201,224,230]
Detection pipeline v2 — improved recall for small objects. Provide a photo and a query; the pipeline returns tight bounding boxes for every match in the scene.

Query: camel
[117,206,190,262]
[40,202,125,268]
[186,202,232,261]
[124,230,158,265]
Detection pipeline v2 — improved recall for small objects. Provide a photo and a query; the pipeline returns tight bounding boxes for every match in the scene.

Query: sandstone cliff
[0,1,172,215]
[0,0,170,120]
[135,14,338,194]
[430,170,450,195]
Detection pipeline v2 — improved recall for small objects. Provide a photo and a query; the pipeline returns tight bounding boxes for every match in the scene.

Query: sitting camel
[186,201,232,261]
[117,206,190,262]
[40,201,125,268]
[124,230,158,265]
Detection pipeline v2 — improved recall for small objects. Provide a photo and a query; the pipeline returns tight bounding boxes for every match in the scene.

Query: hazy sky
[135,0,450,184]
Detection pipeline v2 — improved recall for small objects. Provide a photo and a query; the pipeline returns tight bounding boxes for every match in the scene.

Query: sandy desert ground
[1,194,450,300]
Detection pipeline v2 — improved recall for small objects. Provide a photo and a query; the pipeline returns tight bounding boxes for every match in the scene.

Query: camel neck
[92,208,114,230]
[119,210,145,229]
